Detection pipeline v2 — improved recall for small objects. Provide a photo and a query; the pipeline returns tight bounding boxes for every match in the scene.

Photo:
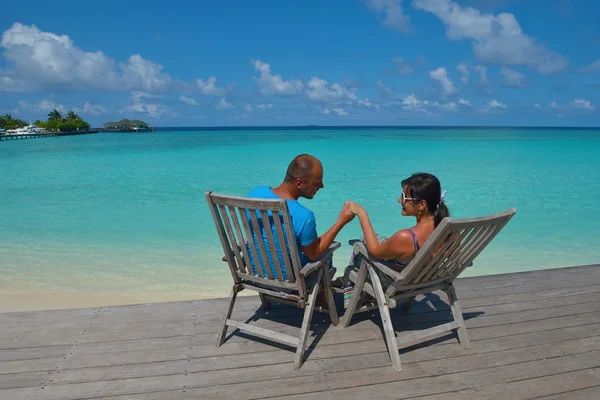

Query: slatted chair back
[205,191,307,297]
[388,208,516,296]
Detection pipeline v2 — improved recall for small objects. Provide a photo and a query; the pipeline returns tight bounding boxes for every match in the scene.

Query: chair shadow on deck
[221,297,337,362]
[339,291,485,352]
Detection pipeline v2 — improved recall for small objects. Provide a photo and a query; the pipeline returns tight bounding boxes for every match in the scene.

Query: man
[247,154,354,279]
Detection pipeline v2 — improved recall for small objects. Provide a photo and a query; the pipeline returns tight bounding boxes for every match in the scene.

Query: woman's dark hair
[401,172,449,227]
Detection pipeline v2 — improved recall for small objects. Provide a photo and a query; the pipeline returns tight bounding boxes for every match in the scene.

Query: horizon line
[149,124,600,130]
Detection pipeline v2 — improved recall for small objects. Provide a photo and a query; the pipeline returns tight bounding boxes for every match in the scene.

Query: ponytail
[434,201,450,228]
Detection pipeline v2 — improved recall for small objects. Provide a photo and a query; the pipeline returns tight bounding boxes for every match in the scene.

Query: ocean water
[1,128,600,301]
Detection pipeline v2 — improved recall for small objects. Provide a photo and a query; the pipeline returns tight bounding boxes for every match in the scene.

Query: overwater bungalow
[100,119,156,132]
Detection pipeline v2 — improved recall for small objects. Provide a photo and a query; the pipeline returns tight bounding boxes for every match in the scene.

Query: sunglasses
[401,191,420,203]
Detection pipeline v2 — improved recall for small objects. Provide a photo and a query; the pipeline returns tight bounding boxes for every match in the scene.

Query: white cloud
[252,59,303,96]
[413,0,568,74]
[377,80,395,98]
[365,0,413,33]
[244,103,273,112]
[474,65,489,85]
[321,107,348,116]
[533,103,541,109]
[216,98,233,109]
[580,60,600,73]
[122,91,169,117]
[38,100,65,113]
[358,98,380,108]
[0,23,180,92]
[429,67,456,95]
[332,107,348,116]
[437,101,457,111]
[306,77,357,102]
[485,99,507,109]
[550,101,561,109]
[196,76,227,96]
[392,57,413,75]
[458,98,471,106]
[500,68,526,87]
[457,63,469,84]
[14,99,66,115]
[401,94,429,111]
[570,98,596,111]
[180,95,199,106]
[119,54,173,92]
[82,102,106,115]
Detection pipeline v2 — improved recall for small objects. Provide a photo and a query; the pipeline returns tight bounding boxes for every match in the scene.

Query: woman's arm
[348,202,416,260]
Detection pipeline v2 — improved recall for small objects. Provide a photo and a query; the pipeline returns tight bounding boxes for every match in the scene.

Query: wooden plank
[253,351,600,400]
[272,209,295,283]
[229,206,251,274]
[0,345,69,362]
[533,384,600,400]
[259,209,285,281]
[0,370,51,390]
[413,368,600,400]
[248,209,272,279]
[218,204,245,273]
[5,332,600,400]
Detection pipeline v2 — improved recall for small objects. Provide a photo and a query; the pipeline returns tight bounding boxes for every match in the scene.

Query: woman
[332,172,450,306]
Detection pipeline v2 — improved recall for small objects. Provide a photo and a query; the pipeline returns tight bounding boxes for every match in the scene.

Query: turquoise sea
[1,128,600,303]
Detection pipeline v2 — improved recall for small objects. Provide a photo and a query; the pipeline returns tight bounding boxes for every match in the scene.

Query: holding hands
[344,201,365,217]
[337,201,366,225]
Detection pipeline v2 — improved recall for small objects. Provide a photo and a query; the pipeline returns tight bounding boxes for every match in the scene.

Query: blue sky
[1,0,599,126]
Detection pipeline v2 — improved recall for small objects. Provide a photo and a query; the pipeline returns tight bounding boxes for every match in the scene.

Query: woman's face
[398,185,424,216]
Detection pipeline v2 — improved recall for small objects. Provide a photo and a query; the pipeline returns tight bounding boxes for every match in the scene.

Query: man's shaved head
[284,154,321,183]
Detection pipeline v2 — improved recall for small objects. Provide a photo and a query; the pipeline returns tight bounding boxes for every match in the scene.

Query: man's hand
[338,202,356,224]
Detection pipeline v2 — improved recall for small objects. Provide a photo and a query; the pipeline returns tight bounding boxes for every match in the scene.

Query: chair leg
[445,285,470,349]
[259,293,271,312]
[294,269,322,370]
[368,265,402,371]
[321,261,339,326]
[215,285,240,347]
[340,259,368,328]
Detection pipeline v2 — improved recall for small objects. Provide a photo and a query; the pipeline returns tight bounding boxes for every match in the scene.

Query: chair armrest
[222,245,243,262]
[299,241,341,277]
[349,240,403,282]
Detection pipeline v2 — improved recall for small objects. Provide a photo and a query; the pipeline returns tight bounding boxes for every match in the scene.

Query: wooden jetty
[0,131,98,141]
[1,264,600,399]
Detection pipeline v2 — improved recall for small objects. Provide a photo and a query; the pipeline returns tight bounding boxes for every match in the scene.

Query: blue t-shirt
[245,186,317,280]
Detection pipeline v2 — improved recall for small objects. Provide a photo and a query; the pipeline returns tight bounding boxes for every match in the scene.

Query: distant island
[1,109,91,135]
[35,109,91,132]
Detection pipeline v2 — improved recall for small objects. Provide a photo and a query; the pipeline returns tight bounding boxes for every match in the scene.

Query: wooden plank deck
[1,264,600,399]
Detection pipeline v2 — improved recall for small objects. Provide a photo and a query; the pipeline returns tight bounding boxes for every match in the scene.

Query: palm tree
[0,113,26,130]
[48,109,63,121]
[66,111,81,122]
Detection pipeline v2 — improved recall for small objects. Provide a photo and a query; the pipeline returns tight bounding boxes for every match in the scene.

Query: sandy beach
[0,289,256,313]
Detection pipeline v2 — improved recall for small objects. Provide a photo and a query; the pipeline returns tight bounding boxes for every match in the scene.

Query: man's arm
[301,207,355,261]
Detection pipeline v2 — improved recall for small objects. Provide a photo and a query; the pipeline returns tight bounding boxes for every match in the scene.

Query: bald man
[247,154,354,279]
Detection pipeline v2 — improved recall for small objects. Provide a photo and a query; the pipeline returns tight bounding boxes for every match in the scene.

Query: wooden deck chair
[206,191,340,370]
[340,208,516,371]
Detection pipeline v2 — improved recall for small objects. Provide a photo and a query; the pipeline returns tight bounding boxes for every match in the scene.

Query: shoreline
[4,262,599,314]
